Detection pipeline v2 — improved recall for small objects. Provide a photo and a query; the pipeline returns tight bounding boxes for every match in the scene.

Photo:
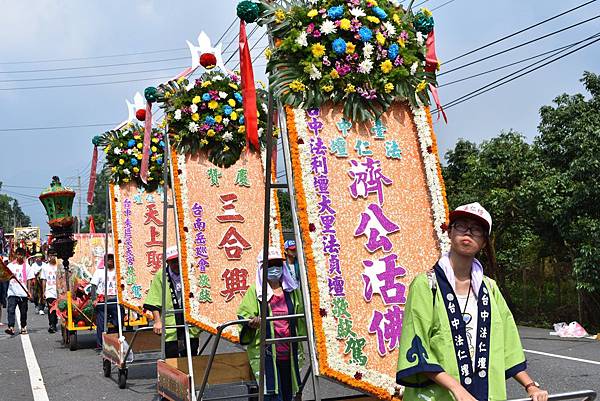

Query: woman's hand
[527,386,548,401]
[153,319,163,335]
[248,316,261,329]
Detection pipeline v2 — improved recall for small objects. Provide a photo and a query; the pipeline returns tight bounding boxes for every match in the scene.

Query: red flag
[239,20,259,150]
[425,30,438,73]
[429,84,447,123]
[140,102,153,184]
[89,216,96,234]
[87,145,98,205]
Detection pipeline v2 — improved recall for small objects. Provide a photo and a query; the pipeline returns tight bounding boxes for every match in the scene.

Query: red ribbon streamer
[239,20,259,150]
[87,146,98,205]
[89,216,96,234]
[425,29,438,73]
[140,102,153,184]
[429,83,447,123]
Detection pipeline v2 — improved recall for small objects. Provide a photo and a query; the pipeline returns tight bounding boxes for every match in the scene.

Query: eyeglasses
[451,222,486,238]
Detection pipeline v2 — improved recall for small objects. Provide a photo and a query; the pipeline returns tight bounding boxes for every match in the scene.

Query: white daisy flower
[383,21,396,37]
[222,132,234,142]
[190,104,198,113]
[219,91,228,99]
[416,31,424,46]
[410,62,419,75]
[123,169,130,175]
[308,64,322,80]
[188,122,199,133]
[358,58,374,74]
[113,147,122,155]
[320,19,337,35]
[126,149,133,155]
[307,0,317,4]
[258,127,264,137]
[350,7,366,18]
[174,109,182,120]
[363,43,374,58]
[223,118,230,126]
[296,31,308,47]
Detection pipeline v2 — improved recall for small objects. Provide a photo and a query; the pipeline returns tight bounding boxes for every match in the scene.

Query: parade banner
[172,149,282,342]
[110,182,177,314]
[286,103,449,399]
[57,233,110,295]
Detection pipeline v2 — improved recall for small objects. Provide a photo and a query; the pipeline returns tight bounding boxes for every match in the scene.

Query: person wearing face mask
[396,203,548,401]
[283,240,301,288]
[237,247,305,401]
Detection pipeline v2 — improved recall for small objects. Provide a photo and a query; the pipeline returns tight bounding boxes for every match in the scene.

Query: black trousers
[164,337,200,358]
[46,298,57,328]
[7,296,28,328]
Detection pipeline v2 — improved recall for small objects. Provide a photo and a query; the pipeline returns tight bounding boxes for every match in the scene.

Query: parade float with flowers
[236,0,449,398]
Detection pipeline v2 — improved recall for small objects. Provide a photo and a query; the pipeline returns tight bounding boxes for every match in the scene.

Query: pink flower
[312,30,322,38]
[307,23,315,33]
[400,31,408,40]
[394,56,404,66]
[322,56,332,66]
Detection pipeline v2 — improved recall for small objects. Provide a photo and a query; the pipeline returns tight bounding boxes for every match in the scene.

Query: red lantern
[200,53,217,69]
[77,320,86,327]
[135,109,146,121]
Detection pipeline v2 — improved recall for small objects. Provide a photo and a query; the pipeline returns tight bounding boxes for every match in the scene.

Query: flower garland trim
[426,107,450,222]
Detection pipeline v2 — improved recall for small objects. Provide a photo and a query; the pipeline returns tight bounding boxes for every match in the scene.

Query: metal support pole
[160,126,170,361]
[258,88,276,401]
[103,184,110,333]
[278,104,322,401]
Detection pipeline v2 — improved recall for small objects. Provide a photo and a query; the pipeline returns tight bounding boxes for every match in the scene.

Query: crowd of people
[0,204,551,401]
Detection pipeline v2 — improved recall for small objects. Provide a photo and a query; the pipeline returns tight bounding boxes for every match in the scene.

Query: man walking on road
[40,249,58,333]
[5,247,34,335]
[90,253,122,350]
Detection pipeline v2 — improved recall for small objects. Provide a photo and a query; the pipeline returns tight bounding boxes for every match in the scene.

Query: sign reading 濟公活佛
[286,103,449,400]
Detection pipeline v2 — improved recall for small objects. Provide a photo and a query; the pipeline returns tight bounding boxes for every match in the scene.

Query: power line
[0,122,117,132]
[433,34,600,114]
[439,14,600,76]
[443,0,598,65]
[438,33,600,88]
[0,184,46,190]
[0,74,174,91]
[0,18,238,66]
[431,0,457,12]
[225,24,261,66]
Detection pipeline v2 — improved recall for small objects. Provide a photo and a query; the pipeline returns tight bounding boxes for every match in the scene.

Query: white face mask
[267,265,283,281]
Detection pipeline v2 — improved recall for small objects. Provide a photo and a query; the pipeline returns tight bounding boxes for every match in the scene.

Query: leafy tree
[0,182,32,232]
[81,167,110,233]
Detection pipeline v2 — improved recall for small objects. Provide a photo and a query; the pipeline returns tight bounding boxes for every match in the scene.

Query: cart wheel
[102,359,111,378]
[118,368,128,389]
[69,332,78,351]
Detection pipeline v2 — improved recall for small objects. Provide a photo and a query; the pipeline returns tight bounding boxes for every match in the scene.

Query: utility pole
[77,174,82,233]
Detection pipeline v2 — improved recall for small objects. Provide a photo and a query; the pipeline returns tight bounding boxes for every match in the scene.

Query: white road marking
[524,349,600,366]
[16,308,50,401]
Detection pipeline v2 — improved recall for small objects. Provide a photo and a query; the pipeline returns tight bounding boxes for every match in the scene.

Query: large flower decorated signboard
[159,64,281,342]
[285,102,449,399]
[110,182,177,315]
[245,0,439,122]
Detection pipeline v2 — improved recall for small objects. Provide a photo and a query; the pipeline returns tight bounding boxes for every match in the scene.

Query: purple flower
[400,31,409,41]
[307,23,315,34]
[335,61,352,76]
[312,30,322,38]
[322,56,332,66]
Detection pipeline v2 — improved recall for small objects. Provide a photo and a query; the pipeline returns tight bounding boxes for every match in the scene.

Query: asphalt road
[1,310,598,401]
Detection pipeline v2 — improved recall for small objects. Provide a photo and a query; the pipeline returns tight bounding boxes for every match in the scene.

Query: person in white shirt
[0,256,10,327]
[90,253,122,349]
[40,249,59,333]
[5,248,33,335]
[30,253,46,315]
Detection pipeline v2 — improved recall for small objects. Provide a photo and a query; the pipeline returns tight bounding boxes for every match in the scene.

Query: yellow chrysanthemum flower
[164,91,172,99]
[223,145,230,152]
[346,42,356,54]
[134,135,141,140]
[230,111,238,120]
[265,48,272,60]
[151,137,158,143]
[339,18,351,30]
[311,43,326,58]
[192,95,201,104]
[201,81,212,88]
[151,146,157,153]
[307,9,318,18]
[422,7,433,17]
[384,82,394,93]
[208,100,218,110]
[215,115,223,123]
[137,143,143,149]
[177,77,186,85]
[322,85,334,92]
[380,60,393,73]
[201,139,209,145]
[123,178,130,183]
[416,80,427,92]
[344,84,356,93]
[228,99,236,107]
[274,9,286,23]
[133,167,139,173]
[137,154,143,160]
[398,38,406,48]
[376,33,386,45]
[192,113,200,121]
[111,167,117,172]
[370,0,379,6]
[330,70,340,79]
[289,80,306,92]
[393,13,401,24]
[207,129,216,137]
[119,159,125,165]
[238,126,246,133]
[229,83,239,90]
[367,16,380,24]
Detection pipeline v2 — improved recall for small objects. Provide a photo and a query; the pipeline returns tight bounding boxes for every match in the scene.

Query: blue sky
[0,0,598,234]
